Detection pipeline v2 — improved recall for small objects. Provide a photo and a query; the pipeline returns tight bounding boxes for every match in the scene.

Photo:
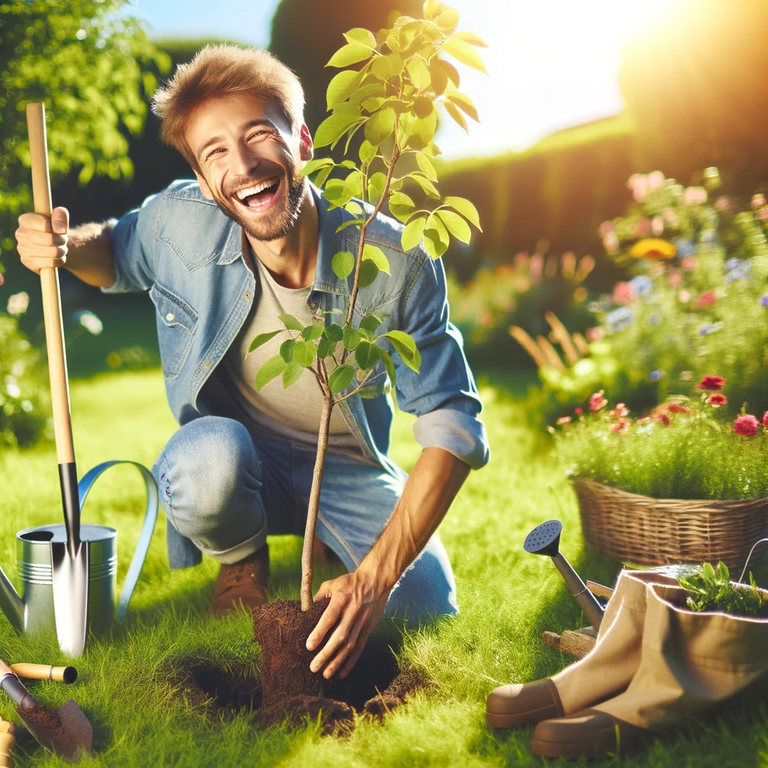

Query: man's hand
[15,207,70,273]
[306,569,390,680]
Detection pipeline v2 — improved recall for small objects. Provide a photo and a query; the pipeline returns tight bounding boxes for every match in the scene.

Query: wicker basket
[570,477,768,572]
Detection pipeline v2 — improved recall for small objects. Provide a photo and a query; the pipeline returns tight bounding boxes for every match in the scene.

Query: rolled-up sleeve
[392,253,490,470]
[102,192,160,294]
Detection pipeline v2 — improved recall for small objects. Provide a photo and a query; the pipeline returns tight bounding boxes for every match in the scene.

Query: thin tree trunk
[300,392,334,611]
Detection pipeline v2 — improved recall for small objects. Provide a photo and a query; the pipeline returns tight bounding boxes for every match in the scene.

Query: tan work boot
[486,568,678,729]
[212,545,270,619]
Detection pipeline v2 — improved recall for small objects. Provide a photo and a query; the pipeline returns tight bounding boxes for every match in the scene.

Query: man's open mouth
[234,178,281,209]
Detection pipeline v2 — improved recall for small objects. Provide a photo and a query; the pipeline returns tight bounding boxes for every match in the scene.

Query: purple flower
[648,370,664,382]
[762,294,768,308]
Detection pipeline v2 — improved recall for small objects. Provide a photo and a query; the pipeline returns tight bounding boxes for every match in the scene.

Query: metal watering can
[0,460,158,648]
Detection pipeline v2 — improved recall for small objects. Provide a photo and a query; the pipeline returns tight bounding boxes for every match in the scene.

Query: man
[15,46,489,679]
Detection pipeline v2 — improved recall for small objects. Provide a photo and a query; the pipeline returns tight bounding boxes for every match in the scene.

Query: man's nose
[232,142,259,176]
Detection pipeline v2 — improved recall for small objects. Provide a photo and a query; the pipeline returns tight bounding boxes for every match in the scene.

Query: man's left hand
[306,569,390,679]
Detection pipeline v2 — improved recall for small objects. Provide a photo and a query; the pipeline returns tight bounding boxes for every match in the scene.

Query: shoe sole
[530,736,603,759]
[485,701,562,729]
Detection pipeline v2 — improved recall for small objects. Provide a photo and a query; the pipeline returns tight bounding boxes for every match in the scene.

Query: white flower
[6,292,29,316]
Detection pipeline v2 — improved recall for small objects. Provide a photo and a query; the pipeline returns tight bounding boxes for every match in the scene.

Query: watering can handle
[77,461,159,620]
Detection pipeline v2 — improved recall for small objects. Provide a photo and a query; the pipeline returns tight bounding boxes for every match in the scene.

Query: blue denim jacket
[108,181,490,479]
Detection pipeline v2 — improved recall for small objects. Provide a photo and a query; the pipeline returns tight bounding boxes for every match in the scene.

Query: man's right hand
[15,206,70,274]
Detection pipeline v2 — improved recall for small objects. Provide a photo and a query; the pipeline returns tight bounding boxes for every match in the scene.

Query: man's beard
[214,166,306,242]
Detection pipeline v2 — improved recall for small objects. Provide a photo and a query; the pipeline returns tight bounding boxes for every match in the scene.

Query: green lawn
[0,369,767,767]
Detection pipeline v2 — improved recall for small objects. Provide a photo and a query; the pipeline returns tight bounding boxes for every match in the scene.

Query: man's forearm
[358,447,471,591]
[66,222,116,288]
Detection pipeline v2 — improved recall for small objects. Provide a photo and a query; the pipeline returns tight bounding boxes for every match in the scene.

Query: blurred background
[1,0,767,446]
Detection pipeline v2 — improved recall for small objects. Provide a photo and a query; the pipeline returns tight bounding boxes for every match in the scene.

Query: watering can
[0,460,158,645]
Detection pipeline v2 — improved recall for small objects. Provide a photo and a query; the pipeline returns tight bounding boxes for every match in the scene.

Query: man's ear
[299,124,313,162]
[194,170,214,200]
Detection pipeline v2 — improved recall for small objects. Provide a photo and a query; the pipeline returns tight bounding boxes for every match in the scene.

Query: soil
[171,599,429,735]
[19,703,92,761]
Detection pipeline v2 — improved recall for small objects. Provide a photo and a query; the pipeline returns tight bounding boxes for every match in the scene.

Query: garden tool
[486,568,679,729]
[0,659,92,763]
[10,664,77,684]
[522,520,604,629]
[0,718,14,768]
[530,579,768,759]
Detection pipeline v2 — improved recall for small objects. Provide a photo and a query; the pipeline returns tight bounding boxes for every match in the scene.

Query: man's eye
[207,147,225,160]
[248,130,269,140]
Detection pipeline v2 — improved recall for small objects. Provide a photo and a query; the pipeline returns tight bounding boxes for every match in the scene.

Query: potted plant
[552,375,768,571]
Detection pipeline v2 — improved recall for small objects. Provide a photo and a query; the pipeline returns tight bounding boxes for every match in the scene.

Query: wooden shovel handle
[0,729,14,768]
[26,103,75,465]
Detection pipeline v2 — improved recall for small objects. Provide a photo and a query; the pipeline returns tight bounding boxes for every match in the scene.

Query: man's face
[186,94,313,241]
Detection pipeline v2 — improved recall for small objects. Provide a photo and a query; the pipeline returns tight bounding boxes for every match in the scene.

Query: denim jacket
[108,181,490,480]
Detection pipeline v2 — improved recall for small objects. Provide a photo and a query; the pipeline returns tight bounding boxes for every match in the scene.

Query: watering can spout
[0,564,25,632]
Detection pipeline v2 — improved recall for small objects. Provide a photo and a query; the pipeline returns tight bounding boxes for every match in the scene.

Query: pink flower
[697,376,726,391]
[696,292,717,308]
[656,413,671,426]
[575,407,583,416]
[598,221,614,237]
[628,174,648,202]
[647,171,665,189]
[652,215,664,236]
[668,270,683,288]
[667,403,691,413]
[633,218,652,237]
[613,282,635,305]
[678,290,691,303]
[636,416,652,424]
[609,403,629,419]
[610,418,630,434]
[733,415,760,437]
[530,253,543,283]
[763,411,768,428]
[586,327,604,343]
[714,196,733,213]
[681,257,697,271]
[589,390,608,412]
[709,394,727,406]
[602,231,620,254]
[751,194,767,209]
[683,186,707,205]
[556,416,572,425]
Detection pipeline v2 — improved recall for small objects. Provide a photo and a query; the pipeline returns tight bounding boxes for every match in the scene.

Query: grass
[1,368,767,766]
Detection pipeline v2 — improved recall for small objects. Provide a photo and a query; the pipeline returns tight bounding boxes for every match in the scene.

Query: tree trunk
[300,392,334,610]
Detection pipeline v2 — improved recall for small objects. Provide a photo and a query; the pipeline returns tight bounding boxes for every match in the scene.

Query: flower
[763,412,768,428]
[648,369,664,381]
[629,238,677,260]
[668,270,683,288]
[683,186,707,205]
[678,290,691,303]
[697,375,726,391]
[761,294,768,308]
[696,292,717,308]
[680,256,697,270]
[612,282,635,305]
[556,416,572,425]
[586,327,604,342]
[589,390,607,412]
[627,275,653,295]
[602,231,619,254]
[709,394,727,406]
[733,415,759,437]
[610,418,630,433]
[751,194,766,209]
[609,403,629,419]
[6,292,29,317]
[574,407,583,416]
[667,403,692,413]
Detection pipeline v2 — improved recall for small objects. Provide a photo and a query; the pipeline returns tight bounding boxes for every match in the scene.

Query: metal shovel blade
[51,540,89,657]
[17,699,93,763]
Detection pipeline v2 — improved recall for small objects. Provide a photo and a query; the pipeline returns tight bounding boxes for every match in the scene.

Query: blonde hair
[152,45,305,168]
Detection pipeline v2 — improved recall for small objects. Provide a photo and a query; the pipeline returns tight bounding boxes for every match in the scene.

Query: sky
[128,0,668,160]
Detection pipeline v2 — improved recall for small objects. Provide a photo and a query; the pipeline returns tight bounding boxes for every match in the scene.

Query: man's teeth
[236,180,277,201]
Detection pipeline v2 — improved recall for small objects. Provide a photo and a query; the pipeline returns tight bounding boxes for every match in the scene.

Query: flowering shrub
[553,375,768,500]
[515,168,768,419]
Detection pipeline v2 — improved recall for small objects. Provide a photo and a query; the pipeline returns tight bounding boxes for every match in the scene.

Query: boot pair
[487,569,768,759]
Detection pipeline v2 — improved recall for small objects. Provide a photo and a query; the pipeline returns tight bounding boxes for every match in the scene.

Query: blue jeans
[152,416,458,621]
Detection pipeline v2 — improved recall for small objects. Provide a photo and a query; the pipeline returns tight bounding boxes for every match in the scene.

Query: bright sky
[129,0,667,160]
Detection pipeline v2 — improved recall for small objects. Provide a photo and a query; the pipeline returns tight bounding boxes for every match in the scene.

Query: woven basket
[570,477,768,572]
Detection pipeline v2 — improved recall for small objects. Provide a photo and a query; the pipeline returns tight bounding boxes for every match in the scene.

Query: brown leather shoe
[531,709,648,759]
[212,545,270,619]
[486,678,564,729]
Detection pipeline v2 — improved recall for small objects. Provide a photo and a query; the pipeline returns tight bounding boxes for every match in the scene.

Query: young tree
[250,0,486,611]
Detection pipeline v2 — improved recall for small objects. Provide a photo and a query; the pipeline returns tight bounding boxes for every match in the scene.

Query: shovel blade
[51,540,89,657]
[18,699,93,763]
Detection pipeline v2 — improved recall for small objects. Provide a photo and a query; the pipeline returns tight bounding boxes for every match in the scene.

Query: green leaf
[314,113,363,149]
[325,323,344,343]
[317,335,332,359]
[255,355,288,390]
[359,139,377,163]
[315,165,334,189]
[406,57,431,90]
[360,313,382,337]
[293,340,316,368]
[372,53,404,81]
[452,31,489,47]
[379,348,397,389]
[409,172,440,198]
[368,172,387,203]
[343,27,377,48]
[401,110,437,146]
[444,195,482,230]
[364,107,396,147]
[279,338,295,363]
[248,330,282,353]
[434,7,459,33]
[327,41,375,68]
[428,59,448,95]
[448,91,480,122]
[336,218,364,233]
[343,326,362,351]
[300,158,334,178]
[424,212,450,258]
[401,215,427,251]
[363,244,390,275]
[326,70,362,110]
[389,192,416,223]
[415,153,437,181]
[358,259,380,288]
[382,330,421,372]
[332,251,356,280]
[329,364,355,394]
[437,58,460,87]
[443,99,468,132]
[282,361,304,388]
[442,37,488,74]
[423,0,446,20]
[301,324,324,341]
[324,178,355,208]
[350,84,385,105]
[355,340,382,370]
[436,209,472,243]
[279,313,304,331]
[345,201,363,215]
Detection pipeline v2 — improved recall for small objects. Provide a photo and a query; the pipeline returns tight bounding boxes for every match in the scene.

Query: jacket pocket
[149,282,198,380]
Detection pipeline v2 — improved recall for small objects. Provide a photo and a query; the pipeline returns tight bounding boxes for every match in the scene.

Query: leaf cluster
[679,562,768,618]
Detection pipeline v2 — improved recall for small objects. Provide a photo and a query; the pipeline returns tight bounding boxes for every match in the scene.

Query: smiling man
[15,46,489,679]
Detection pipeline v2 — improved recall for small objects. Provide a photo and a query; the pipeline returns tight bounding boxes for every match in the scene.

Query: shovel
[26,103,89,657]
[0,659,92,762]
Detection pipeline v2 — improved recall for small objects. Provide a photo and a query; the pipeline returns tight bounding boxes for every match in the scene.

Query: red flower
[575,407,583,416]
[637,416,651,424]
[556,416,572,426]
[589,390,608,412]
[763,411,768,428]
[667,403,691,413]
[733,415,760,437]
[696,292,717,308]
[709,394,727,407]
[654,413,671,426]
[609,403,629,419]
[610,418,630,433]
[696,376,726,391]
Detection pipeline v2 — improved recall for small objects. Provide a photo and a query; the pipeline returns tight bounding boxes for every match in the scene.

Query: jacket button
[205,361,211,368]
[245,293,251,301]
[310,302,317,309]
[165,313,175,321]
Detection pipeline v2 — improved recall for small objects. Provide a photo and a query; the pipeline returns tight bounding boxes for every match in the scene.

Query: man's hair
[151,45,305,169]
